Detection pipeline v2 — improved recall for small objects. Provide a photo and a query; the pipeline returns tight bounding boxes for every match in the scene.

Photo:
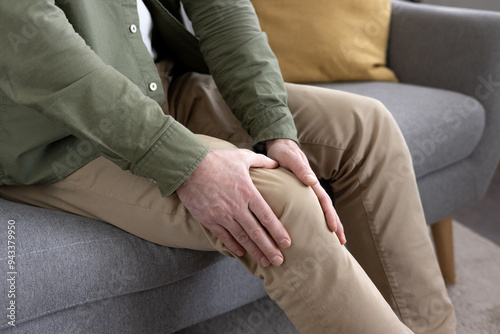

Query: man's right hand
[176,149,291,267]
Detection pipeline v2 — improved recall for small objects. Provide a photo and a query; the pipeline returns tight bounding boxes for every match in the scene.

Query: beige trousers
[0,66,456,333]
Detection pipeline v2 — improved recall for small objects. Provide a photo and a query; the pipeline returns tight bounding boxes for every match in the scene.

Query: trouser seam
[301,137,412,324]
[285,270,329,334]
[298,138,349,152]
[356,172,411,324]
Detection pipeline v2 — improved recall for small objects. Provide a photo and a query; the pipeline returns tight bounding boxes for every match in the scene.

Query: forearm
[181,0,298,146]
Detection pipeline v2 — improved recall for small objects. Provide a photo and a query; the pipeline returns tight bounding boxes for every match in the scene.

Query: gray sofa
[2,1,500,333]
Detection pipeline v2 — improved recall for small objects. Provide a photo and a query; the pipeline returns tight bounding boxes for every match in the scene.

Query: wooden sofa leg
[430,217,456,285]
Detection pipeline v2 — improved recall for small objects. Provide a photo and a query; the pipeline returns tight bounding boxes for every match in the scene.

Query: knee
[251,167,321,221]
[251,169,342,286]
[357,99,417,190]
[288,84,403,148]
[250,167,335,249]
[355,95,399,135]
[353,96,410,157]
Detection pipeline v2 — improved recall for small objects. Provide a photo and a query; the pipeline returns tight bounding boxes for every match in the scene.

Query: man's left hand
[266,139,346,245]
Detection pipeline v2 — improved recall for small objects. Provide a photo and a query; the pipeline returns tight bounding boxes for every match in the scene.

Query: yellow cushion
[251,0,398,83]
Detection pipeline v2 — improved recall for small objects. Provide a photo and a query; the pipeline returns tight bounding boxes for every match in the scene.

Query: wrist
[265,138,297,151]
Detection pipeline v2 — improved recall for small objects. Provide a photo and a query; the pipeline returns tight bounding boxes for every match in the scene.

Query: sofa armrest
[388,1,500,199]
[389,1,500,97]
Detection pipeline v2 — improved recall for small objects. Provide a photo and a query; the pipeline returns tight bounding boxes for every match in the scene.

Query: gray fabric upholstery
[1,258,265,334]
[0,198,266,333]
[1,1,499,333]
[311,82,485,179]
[387,1,500,222]
[389,0,500,193]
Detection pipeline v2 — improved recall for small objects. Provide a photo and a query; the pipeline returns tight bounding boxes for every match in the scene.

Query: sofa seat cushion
[0,198,236,329]
[311,82,485,178]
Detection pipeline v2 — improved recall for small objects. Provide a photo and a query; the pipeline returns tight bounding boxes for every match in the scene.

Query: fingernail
[279,238,291,248]
[236,250,244,257]
[260,257,271,267]
[272,255,284,266]
[305,174,317,183]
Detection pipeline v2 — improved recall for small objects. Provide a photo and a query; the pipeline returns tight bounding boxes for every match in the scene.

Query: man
[0,0,456,332]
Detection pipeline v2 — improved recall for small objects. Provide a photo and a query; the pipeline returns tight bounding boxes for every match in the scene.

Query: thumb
[249,153,279,169]
[302,173,319,186]
[291,162,318,186]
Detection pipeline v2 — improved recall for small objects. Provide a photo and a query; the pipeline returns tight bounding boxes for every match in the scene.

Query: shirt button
[149,82,158,91]
[129,24,138,33]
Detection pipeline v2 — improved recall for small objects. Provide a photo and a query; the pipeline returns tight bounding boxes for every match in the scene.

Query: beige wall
[423,0,500,11]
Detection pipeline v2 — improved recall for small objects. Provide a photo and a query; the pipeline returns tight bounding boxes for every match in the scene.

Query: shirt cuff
[131,121,210,197]
[251,107,299,153]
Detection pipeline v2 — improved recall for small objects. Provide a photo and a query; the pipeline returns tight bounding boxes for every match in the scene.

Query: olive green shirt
[0,0,298,196]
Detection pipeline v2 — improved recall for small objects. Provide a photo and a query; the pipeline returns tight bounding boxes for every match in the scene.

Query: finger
[237,211,284,267]
[209,224,247,258]
[311,183,336,230]
[247,152,279,169]
[284,151,318,187]
[265,140,317,186]
[336,220,347,245]
[300,170,319,187]
[292,163,317,186]
[247,191,290,265]
[311,182,346,244]
[224,218,273,266]
[210,218,274,265]
[249,193,292,249]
